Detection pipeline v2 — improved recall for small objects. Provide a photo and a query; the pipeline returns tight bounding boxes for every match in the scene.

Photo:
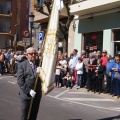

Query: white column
[103,29,112,55]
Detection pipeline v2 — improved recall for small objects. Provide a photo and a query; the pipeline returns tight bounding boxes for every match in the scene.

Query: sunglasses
[116,59,120,61]
[27,53,37,55]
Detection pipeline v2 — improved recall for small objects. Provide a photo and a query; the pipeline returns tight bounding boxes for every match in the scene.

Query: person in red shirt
[101,50,107,67]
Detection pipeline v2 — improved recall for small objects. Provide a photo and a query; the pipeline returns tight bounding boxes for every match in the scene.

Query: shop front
[73,12,120,56]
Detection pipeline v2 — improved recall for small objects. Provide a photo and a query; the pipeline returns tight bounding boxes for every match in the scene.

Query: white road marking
[63,98,115,102]
[8,81,16,84]
[54,90,69,98]
[0,76,14,79]
[47,95,120,112]
[109,107,120,110]
[68,92,87,94]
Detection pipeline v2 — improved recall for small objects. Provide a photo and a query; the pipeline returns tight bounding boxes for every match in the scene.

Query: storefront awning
[35,15,67,24]
[70,0,120,16]
[17,39,35,47]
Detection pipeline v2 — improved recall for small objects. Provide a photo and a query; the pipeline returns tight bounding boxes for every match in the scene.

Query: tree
[35,0,74,52]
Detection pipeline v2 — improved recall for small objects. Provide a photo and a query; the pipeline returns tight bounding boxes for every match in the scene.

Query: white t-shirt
[55,66,61,75]
[59,60,67,68]
[75,62,83,74]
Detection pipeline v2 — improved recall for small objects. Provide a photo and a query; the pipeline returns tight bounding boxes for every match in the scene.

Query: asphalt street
[0,75,120,120]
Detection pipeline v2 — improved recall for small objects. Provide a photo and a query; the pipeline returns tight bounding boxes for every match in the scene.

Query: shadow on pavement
[98,115,120,120]
[68,119,82,120]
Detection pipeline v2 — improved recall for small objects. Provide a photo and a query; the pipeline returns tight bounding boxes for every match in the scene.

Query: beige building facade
[70,0,120,56]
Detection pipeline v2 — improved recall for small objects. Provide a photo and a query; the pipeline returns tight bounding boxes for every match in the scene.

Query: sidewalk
[72,87,120,101]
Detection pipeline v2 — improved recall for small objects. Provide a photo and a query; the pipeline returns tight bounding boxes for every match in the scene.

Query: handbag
[114,72,120,79]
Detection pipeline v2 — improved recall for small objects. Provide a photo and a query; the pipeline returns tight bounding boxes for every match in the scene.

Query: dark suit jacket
[98,64,105,80]
[17,60,42,100]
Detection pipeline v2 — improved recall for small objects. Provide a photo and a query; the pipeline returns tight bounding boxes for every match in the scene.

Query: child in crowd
[55,63,61,88]
[75,57,83,89]
[62,72,72,89]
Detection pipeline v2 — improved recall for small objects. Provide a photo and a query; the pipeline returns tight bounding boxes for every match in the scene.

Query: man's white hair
[26,47,36,53]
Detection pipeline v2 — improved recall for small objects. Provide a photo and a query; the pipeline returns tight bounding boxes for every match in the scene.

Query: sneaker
[76,86,80,89]
[67,87,71,89]
[74,84,77,88]
[0,74,1,76]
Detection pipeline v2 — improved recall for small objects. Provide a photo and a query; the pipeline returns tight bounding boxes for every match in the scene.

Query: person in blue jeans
[75,57,83,89]
[111,55,120,99]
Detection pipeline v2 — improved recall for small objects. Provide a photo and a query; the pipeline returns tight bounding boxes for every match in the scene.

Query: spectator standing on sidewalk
[83,53,89,88]
[55,63,61,88]
[87,53,97,92]
[0,50,4,75]
[101,50,107,68]
[6,50,12,73]
[75,57,83,89]
[106,55,114,93]
[59,55,67,87]
[111,56,120,99]
[14,52,20,74]
[71,49,79,86]
[96,59,105,94]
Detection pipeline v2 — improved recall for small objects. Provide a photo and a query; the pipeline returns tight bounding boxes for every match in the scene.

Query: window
[114,29,120,41]
[84,31,103,53]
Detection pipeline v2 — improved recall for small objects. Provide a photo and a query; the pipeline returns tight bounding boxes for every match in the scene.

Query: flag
[56,0,64,11]
[39,0,62,94]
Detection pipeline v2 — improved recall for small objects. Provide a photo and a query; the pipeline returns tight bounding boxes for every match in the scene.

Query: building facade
[70,0,120,56]
[0,0,29,50]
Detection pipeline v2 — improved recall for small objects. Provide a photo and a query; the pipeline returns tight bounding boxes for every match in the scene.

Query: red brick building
[0,0,29,49]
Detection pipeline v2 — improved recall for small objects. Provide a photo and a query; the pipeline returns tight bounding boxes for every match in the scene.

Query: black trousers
[63,79,72,88]
[105,74,112,93]
[88,71,95,91]
[98,79,103,93]
[20,97,41,120]
[93,76,98,92]
[0,62,4,75]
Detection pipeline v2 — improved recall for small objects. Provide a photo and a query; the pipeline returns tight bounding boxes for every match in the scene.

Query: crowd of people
[0,49,41,76]
[0,48,120,99]
[55,49,120,99]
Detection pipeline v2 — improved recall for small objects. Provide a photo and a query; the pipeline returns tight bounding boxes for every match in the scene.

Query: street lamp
[29,13,35,47]
[14,24,18,52]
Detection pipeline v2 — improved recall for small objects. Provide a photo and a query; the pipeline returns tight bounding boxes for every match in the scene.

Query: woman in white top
[75,57,83,89]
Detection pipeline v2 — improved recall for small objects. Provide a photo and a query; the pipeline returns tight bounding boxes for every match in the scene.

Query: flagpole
[27,74,39,120]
